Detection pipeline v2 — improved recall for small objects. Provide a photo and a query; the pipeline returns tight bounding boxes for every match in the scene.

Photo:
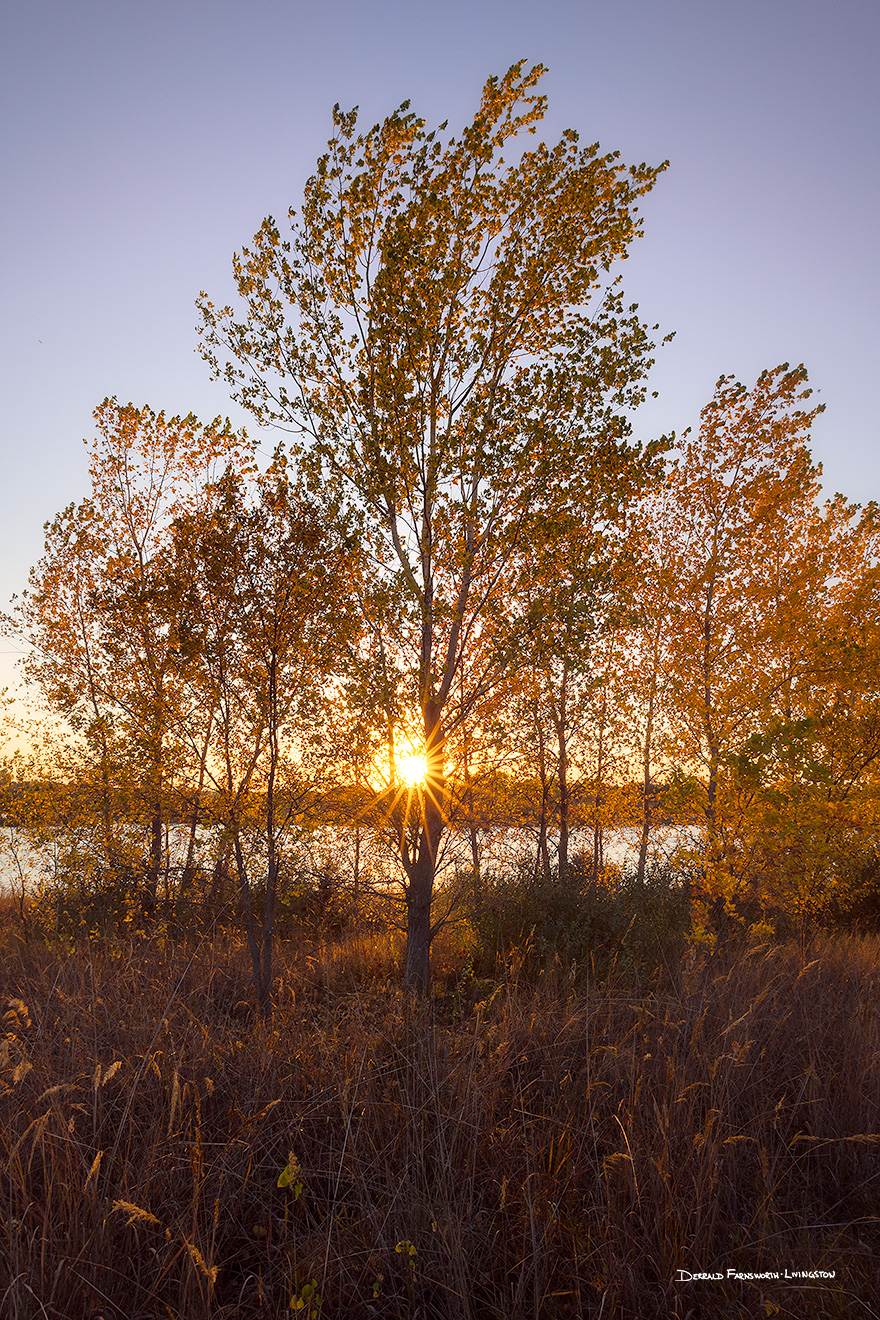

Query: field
[1,924,879,1319]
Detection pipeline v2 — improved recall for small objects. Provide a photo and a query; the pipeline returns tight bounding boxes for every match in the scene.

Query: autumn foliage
[1,60,879,1319]
[2,64,879,989]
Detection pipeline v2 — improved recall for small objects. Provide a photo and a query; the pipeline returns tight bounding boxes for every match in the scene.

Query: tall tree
[171,462,360,1010]
[198,62,669,987]
[661,365,826,896]
[624,476,691,886]
[726,493,880,920]
[13,401,244,907]
[511,498,639,884]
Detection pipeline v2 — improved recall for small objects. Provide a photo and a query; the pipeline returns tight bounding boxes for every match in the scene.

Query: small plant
[289,1278,322,1315]
[395,1239,417,1304]
[277,1152,303,1198]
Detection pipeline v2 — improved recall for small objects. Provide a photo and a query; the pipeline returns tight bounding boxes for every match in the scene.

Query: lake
[0,821,701,898]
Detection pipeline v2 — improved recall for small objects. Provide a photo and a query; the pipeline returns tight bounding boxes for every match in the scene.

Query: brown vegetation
[1,917,879,1318]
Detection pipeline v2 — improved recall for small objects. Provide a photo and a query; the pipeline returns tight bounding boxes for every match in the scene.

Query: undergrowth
[0,923,879,1318]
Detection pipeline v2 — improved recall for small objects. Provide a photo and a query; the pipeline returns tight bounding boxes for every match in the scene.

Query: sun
[397,752,428,787]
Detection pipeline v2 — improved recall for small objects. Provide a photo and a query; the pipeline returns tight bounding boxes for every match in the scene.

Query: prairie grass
[1,924,879,1318]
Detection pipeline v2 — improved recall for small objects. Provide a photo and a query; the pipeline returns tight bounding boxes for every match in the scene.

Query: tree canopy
[5,65,879,1002]
[197,60,670,986]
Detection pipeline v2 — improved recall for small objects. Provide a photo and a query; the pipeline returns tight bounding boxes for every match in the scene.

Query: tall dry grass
[1,925,879,1318]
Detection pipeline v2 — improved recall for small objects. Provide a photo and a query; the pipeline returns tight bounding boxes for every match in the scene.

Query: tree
[624,475,692,886]
[509,496,639,885]
[198,62,669,987]
[725,493,880,922]
[170,461,360,1011]
[13,401,244,911]
[661,365,827,897]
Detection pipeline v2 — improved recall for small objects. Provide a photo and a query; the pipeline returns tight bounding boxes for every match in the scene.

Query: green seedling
[278,1153,303,1199]
[290,1278,322,1315]
[395,1239,417,1303]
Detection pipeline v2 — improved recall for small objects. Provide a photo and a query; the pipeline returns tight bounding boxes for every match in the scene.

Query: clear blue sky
[1,0,878,704]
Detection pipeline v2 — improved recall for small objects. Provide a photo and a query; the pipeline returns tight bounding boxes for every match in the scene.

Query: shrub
[465,854,693,984]
[820,848,880,933]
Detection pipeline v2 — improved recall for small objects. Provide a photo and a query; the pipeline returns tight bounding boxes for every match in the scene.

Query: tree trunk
[402,716,445,991]
[702,566,723,890]
[206,837,232,913]
[145,798,162,916]
[260,653,280,1018]
[260,855,276,1017]
[144,710,165,919]
[534,705,553,883]
[150,802,161,889]
[461,681,481,895]
[555,679,570,885]
[636,648,659,887]
[403,839,434,991]
[591,677,609,890]
[635,795,652,888]
[234,831,266,1010]
[179,709,214,910]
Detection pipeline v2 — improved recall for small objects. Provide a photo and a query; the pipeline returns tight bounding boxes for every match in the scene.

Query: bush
[820,848,880,933]
[465,854,693,984]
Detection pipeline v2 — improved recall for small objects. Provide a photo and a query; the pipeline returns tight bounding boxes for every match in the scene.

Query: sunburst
[397,752,428,786]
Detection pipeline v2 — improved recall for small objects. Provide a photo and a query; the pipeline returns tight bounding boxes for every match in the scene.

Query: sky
[1,0,878,715]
